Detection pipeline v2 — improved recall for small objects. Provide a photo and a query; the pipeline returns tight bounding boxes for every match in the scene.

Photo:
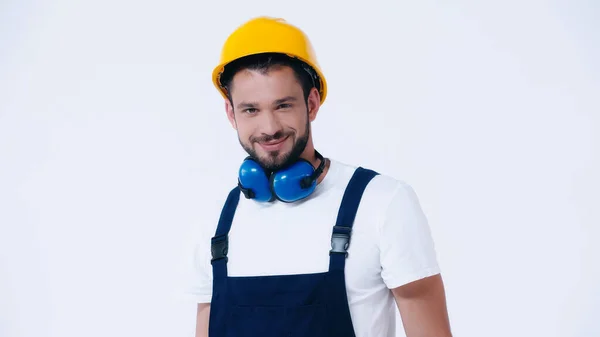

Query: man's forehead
[230,68,303,106]
[231,66,296,85]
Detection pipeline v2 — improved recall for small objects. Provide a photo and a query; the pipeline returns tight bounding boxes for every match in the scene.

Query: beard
[239,116,310,172]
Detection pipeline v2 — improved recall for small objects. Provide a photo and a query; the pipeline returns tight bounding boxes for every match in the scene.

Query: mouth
[258,136,289,152]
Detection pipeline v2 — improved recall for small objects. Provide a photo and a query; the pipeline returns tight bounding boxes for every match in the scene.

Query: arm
[392,274,452,337]
[195,303,210,337]
[377,181,452,336]
[186,197,226,337]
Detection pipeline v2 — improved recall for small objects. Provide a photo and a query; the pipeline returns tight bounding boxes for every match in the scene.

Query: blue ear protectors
[237,150,327,203]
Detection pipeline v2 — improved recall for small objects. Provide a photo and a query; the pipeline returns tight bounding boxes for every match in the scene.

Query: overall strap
[210,186,241,280]
[329,167,379,271]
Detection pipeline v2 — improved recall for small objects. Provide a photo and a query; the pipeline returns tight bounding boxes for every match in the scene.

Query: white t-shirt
[186,159,441,337]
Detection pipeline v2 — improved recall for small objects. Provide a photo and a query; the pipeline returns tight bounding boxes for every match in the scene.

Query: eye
[243,108,258,114]
[277,103,292,109]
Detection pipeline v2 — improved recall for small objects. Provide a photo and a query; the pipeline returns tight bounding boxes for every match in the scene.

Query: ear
[307,87,321,122]
[225,99,237,130]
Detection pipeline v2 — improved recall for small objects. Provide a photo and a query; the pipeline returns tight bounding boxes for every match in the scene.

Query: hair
[218,52,321,104]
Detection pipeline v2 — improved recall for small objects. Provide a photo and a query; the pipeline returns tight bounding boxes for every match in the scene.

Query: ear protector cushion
[238,158,273,202]
[237,150,326,203]
[270,159,317,203]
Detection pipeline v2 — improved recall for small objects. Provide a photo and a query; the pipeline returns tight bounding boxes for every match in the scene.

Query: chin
[260,152,293,170]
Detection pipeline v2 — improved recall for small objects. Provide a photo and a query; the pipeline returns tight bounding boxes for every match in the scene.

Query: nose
[258,110,283,136]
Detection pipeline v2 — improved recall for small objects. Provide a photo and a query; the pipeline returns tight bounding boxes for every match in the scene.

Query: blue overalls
[208,167,378,337]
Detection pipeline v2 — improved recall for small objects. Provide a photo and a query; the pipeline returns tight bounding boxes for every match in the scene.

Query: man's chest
[223,203,383,288]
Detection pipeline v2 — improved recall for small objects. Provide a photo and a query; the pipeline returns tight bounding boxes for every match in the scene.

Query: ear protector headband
[237,150,327,203]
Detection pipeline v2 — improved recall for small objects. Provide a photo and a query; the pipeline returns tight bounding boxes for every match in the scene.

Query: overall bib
[208,167,379,337]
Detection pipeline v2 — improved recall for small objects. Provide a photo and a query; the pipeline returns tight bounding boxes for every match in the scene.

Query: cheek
[236,124,254,141]
[281,113,304,130]
[291,116,307,132]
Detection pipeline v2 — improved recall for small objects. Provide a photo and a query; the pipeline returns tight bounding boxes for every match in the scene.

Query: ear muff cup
[237,153,324,203]
[238,157,273,202]
[269,159,317,203]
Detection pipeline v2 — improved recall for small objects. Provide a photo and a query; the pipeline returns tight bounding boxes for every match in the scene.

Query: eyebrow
[237,101,258,110]
[236,96,298,110]
[274,96,297,105]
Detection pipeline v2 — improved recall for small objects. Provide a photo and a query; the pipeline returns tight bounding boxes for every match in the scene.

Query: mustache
[251,131,292,143]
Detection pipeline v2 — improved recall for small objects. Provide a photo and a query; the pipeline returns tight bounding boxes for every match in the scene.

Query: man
[188,16,452,337]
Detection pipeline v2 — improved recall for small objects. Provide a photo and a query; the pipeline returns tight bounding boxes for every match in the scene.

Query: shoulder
[328,159,424,225]
[331,159,416,207]
[334,163,441,289]
[195,184,240,240]
[365,172,423,228]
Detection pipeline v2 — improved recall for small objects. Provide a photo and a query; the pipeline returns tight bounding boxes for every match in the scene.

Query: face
[225,65,320,171]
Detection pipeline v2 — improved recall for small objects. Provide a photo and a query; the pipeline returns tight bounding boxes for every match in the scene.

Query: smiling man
[188,16,453,337]
[227,62,312,172]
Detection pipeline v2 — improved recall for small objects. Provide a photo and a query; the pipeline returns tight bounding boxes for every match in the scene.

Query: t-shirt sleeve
[379,181,441,289]
[184,231,214,303]
[182,205,219,304]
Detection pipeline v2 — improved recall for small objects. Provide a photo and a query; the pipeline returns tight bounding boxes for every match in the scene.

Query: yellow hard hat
[212,16,328,105]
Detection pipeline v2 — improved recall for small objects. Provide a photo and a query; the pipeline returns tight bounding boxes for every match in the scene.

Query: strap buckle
[330,226,351,257]
[210,235,229,263]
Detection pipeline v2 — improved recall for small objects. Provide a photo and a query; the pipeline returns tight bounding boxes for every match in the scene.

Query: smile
[258,136,289,151]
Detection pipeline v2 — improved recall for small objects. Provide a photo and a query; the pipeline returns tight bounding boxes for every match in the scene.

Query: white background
[1,0,598,336]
